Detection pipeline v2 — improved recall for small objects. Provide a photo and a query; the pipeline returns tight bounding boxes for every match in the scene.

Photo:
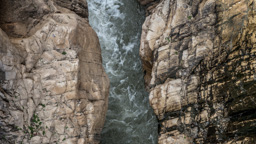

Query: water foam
[87,0,158,143]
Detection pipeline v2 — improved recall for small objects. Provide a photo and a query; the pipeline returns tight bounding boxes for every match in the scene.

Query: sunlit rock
[0,0,109,143]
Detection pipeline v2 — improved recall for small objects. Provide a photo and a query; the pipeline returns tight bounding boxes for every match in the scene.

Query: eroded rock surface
[139,0,256,143]
[137,0,157,5]
[0,0,109,143]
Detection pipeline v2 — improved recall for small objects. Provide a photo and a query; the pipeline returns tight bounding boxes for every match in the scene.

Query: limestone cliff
[0,0,109,143]
[139,0,256,143]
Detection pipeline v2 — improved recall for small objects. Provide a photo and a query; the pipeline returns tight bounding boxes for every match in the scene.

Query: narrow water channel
[87,0,158,143]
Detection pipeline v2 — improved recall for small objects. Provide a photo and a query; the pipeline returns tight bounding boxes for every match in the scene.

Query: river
[87,0,158,143]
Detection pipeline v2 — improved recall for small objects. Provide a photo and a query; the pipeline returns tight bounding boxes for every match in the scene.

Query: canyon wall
[0,0,109,143]
[139,0,256,143]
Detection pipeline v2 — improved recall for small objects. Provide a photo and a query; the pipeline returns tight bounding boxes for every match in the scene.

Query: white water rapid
[87,0,158,144]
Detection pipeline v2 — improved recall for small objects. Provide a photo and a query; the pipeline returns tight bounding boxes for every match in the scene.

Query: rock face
[137,0,157,5]
[0,0,109,144]
[139,0,256,143]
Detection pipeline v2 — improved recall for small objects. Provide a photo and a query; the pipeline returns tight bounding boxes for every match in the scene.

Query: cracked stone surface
[0,0,109,143]
[139,0,256,143]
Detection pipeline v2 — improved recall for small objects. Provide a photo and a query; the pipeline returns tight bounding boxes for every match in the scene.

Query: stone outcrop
[139,0,256,143]
[0,0,109,143]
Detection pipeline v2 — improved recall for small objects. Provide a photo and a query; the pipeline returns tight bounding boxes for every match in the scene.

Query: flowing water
[87,0,158,143]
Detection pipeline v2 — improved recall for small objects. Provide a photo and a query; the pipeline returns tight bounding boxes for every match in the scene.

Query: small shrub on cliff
[62,51,67,55]
[19,113,44,140]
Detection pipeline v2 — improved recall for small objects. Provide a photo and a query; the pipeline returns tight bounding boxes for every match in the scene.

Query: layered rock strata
[0,0,109,143]
[139,0,256,143]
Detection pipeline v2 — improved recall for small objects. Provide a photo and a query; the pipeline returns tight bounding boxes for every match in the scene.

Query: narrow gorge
[0,0,256,144]
[87,0,157,143]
